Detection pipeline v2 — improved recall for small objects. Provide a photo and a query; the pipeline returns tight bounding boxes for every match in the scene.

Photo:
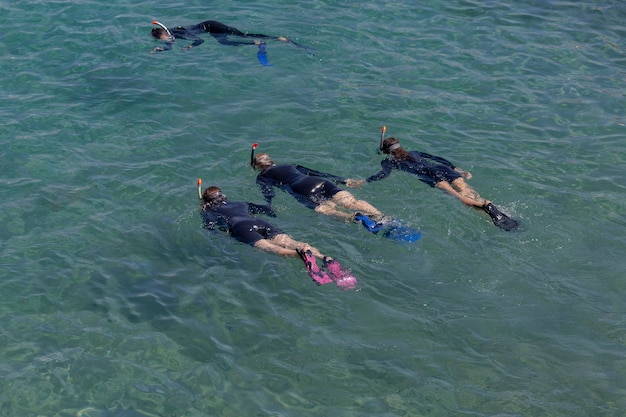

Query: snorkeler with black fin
[483,202,519,231]
[346,126,520,232]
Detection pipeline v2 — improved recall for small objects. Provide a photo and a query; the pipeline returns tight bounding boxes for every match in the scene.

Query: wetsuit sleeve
[247,203,277,217]
[153,41,174,52]
[185,34,205,48]
[201,209,219,230]
[173,26,205,48]
[294,165,347,184]
[365,159,393,182]
[256,174,276,205]
[418,151,456,169]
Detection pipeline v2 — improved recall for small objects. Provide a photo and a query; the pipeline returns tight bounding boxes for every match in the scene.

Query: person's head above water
[202,186,227,207]
[151,27,172,41]
[381,137,402,154]
[253,153,275,171]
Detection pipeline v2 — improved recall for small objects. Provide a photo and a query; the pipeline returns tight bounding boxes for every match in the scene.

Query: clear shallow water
[1,0,625,416]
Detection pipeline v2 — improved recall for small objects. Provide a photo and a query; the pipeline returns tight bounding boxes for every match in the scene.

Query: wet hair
[253,153,274,171]
[151,27,166,39]
[381,138,410,160]
[202,186,227,207]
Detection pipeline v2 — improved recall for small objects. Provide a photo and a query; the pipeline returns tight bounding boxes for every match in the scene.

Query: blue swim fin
[382,223,422,243]
[257,43,272,66]
[355,214,421,243]
[354,213,384,233]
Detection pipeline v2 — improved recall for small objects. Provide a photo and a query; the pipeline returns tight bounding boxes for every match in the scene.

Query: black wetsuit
[256,165,347,209]
[366,151,461,187]
[158,20,281,50]
[201,199,280,245]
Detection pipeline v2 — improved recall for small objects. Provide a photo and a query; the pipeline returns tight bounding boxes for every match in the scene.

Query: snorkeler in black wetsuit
[199,184,358,288]
[151,20,291,52]
[346,136,519,231]
[252,153,383,222]
[200,185,327,258]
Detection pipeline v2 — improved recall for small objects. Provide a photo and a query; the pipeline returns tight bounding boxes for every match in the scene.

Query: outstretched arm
[256,175,276,205]
[295,165,347,184]
[152,41,174,53]
[418,151,472,179]
[247,202,277,217]
[345,178,366,188]
[183,34,205,49]
[364,159,393,183]
[201,210,223,230]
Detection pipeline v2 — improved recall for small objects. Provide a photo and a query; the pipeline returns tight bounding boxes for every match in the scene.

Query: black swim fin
[483,203,519,231]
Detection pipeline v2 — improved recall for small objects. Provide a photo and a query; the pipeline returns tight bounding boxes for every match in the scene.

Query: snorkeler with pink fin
[296,248,357,289]
[196,179,356,289]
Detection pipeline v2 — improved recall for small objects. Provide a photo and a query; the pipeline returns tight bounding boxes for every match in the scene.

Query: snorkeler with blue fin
[151,20,313,64]
[250,143,421,243]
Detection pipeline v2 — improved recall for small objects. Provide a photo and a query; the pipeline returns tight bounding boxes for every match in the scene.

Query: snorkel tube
[197,178,203,201]
[379,125,387,152]
[250,143,258,168]
[152,20,175,43]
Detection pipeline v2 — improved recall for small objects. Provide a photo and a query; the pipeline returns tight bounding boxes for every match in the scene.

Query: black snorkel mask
[152,20,175,43]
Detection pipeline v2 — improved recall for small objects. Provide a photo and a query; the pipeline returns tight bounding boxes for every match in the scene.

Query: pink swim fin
[297,249,333,285]
[324,257,357,290]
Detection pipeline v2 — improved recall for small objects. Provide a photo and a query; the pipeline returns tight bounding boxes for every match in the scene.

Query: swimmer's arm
[419,151,456,169]
[419,151,471,178]
[201,211,218,230]
[295,165,347,184]
[256,175,276,204]
[364,159,393,182]
[454,167,472,179]
[151,41,173,53]
[247,202,277,217]
[183,34,204,50]
[345,178,366,188]
[201,210,228,231]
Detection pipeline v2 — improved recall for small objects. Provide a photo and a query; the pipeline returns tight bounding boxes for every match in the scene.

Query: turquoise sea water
[1,0,625,416]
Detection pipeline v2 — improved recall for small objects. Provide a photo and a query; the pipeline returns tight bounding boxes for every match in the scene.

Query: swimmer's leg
[437,180,519,231]
[331,190,382,218]
[270,233,324,259]
[314,200,356,222]
[435,179,486,207]
[254,239,300,257]
[450,178,487,207]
